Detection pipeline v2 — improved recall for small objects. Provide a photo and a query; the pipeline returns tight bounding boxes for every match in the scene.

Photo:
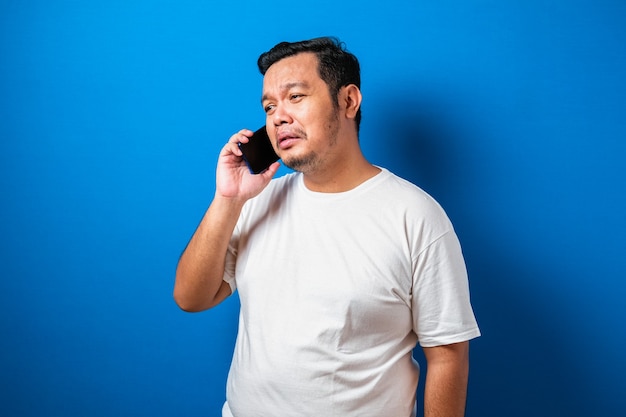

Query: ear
[340,84,362,120]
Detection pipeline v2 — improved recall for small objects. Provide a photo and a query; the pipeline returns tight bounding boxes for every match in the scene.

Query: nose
[270,103,293,127]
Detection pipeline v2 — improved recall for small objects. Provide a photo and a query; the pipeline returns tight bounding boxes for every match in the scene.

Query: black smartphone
[238,126,280,174]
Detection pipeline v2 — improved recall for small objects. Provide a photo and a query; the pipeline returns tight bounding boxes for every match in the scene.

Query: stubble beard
[283,113,340,174]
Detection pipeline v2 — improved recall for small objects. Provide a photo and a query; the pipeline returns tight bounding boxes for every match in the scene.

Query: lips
[276,130,302,150]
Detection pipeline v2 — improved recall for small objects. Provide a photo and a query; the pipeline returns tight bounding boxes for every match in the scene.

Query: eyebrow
[261,81,310,104]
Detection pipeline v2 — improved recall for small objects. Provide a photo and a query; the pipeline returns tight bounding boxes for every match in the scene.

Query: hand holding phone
[238,126,280,174]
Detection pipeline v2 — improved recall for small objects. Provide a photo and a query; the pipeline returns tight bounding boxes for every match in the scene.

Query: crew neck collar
[296,167,389,200]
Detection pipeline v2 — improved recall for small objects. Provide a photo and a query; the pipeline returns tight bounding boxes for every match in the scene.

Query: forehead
[262,52,322,95]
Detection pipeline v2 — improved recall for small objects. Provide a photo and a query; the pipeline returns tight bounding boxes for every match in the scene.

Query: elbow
[173,265,208,312]
[173,266,229,312]
[172,278,206,312]
[173,296,198,313]
[173,279,226,313]
[173,287,206,313]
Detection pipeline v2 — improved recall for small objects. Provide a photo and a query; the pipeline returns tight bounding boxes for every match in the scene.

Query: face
[261,52,341,173]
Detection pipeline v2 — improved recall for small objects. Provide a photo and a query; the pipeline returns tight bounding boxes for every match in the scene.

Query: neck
[302,151,381,193]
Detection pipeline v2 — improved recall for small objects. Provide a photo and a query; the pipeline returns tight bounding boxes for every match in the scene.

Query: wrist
[211,193,247,214]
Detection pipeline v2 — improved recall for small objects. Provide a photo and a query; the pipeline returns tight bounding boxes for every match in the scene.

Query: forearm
[174,196,245,311]
[423,342,470,417]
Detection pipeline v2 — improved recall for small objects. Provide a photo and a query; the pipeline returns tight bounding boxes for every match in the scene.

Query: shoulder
[372,168,456,239]
[378,169,448,216]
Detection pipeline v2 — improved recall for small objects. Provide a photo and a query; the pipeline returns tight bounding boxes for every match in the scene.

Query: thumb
[260,161,281,180]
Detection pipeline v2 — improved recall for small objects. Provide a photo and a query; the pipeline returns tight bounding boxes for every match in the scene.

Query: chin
[283,152,320,173]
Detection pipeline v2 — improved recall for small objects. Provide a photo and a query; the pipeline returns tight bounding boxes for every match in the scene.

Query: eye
[290,94,304,101]
[263,103,276,114]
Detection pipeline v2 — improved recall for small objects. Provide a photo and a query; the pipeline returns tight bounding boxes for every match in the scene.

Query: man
[174,37,480,417]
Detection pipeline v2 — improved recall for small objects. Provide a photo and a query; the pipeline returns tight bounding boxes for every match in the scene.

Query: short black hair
[257,37,361,130]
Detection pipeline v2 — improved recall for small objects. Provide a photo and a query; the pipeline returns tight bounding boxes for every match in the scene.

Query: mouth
[276,130,303,150]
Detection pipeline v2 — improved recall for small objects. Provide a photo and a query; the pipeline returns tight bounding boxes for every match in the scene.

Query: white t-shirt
[222,168,480,417]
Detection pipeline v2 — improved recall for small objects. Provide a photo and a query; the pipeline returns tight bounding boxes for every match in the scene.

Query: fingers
[222,129,254,157]
[229,129,254,143]
[215,130,278,200]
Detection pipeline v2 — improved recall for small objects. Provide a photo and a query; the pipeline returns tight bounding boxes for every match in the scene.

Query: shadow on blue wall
[370,93,610,416]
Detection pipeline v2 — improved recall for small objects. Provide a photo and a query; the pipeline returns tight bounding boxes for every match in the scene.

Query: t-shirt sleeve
[412,230,481,347]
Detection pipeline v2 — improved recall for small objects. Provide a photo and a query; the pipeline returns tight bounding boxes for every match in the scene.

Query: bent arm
[422,341,470,417]
[173,129,280,312]
[174,196,244,311]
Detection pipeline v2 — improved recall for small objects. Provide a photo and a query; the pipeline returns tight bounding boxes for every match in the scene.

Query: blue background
[2,1,625,416]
